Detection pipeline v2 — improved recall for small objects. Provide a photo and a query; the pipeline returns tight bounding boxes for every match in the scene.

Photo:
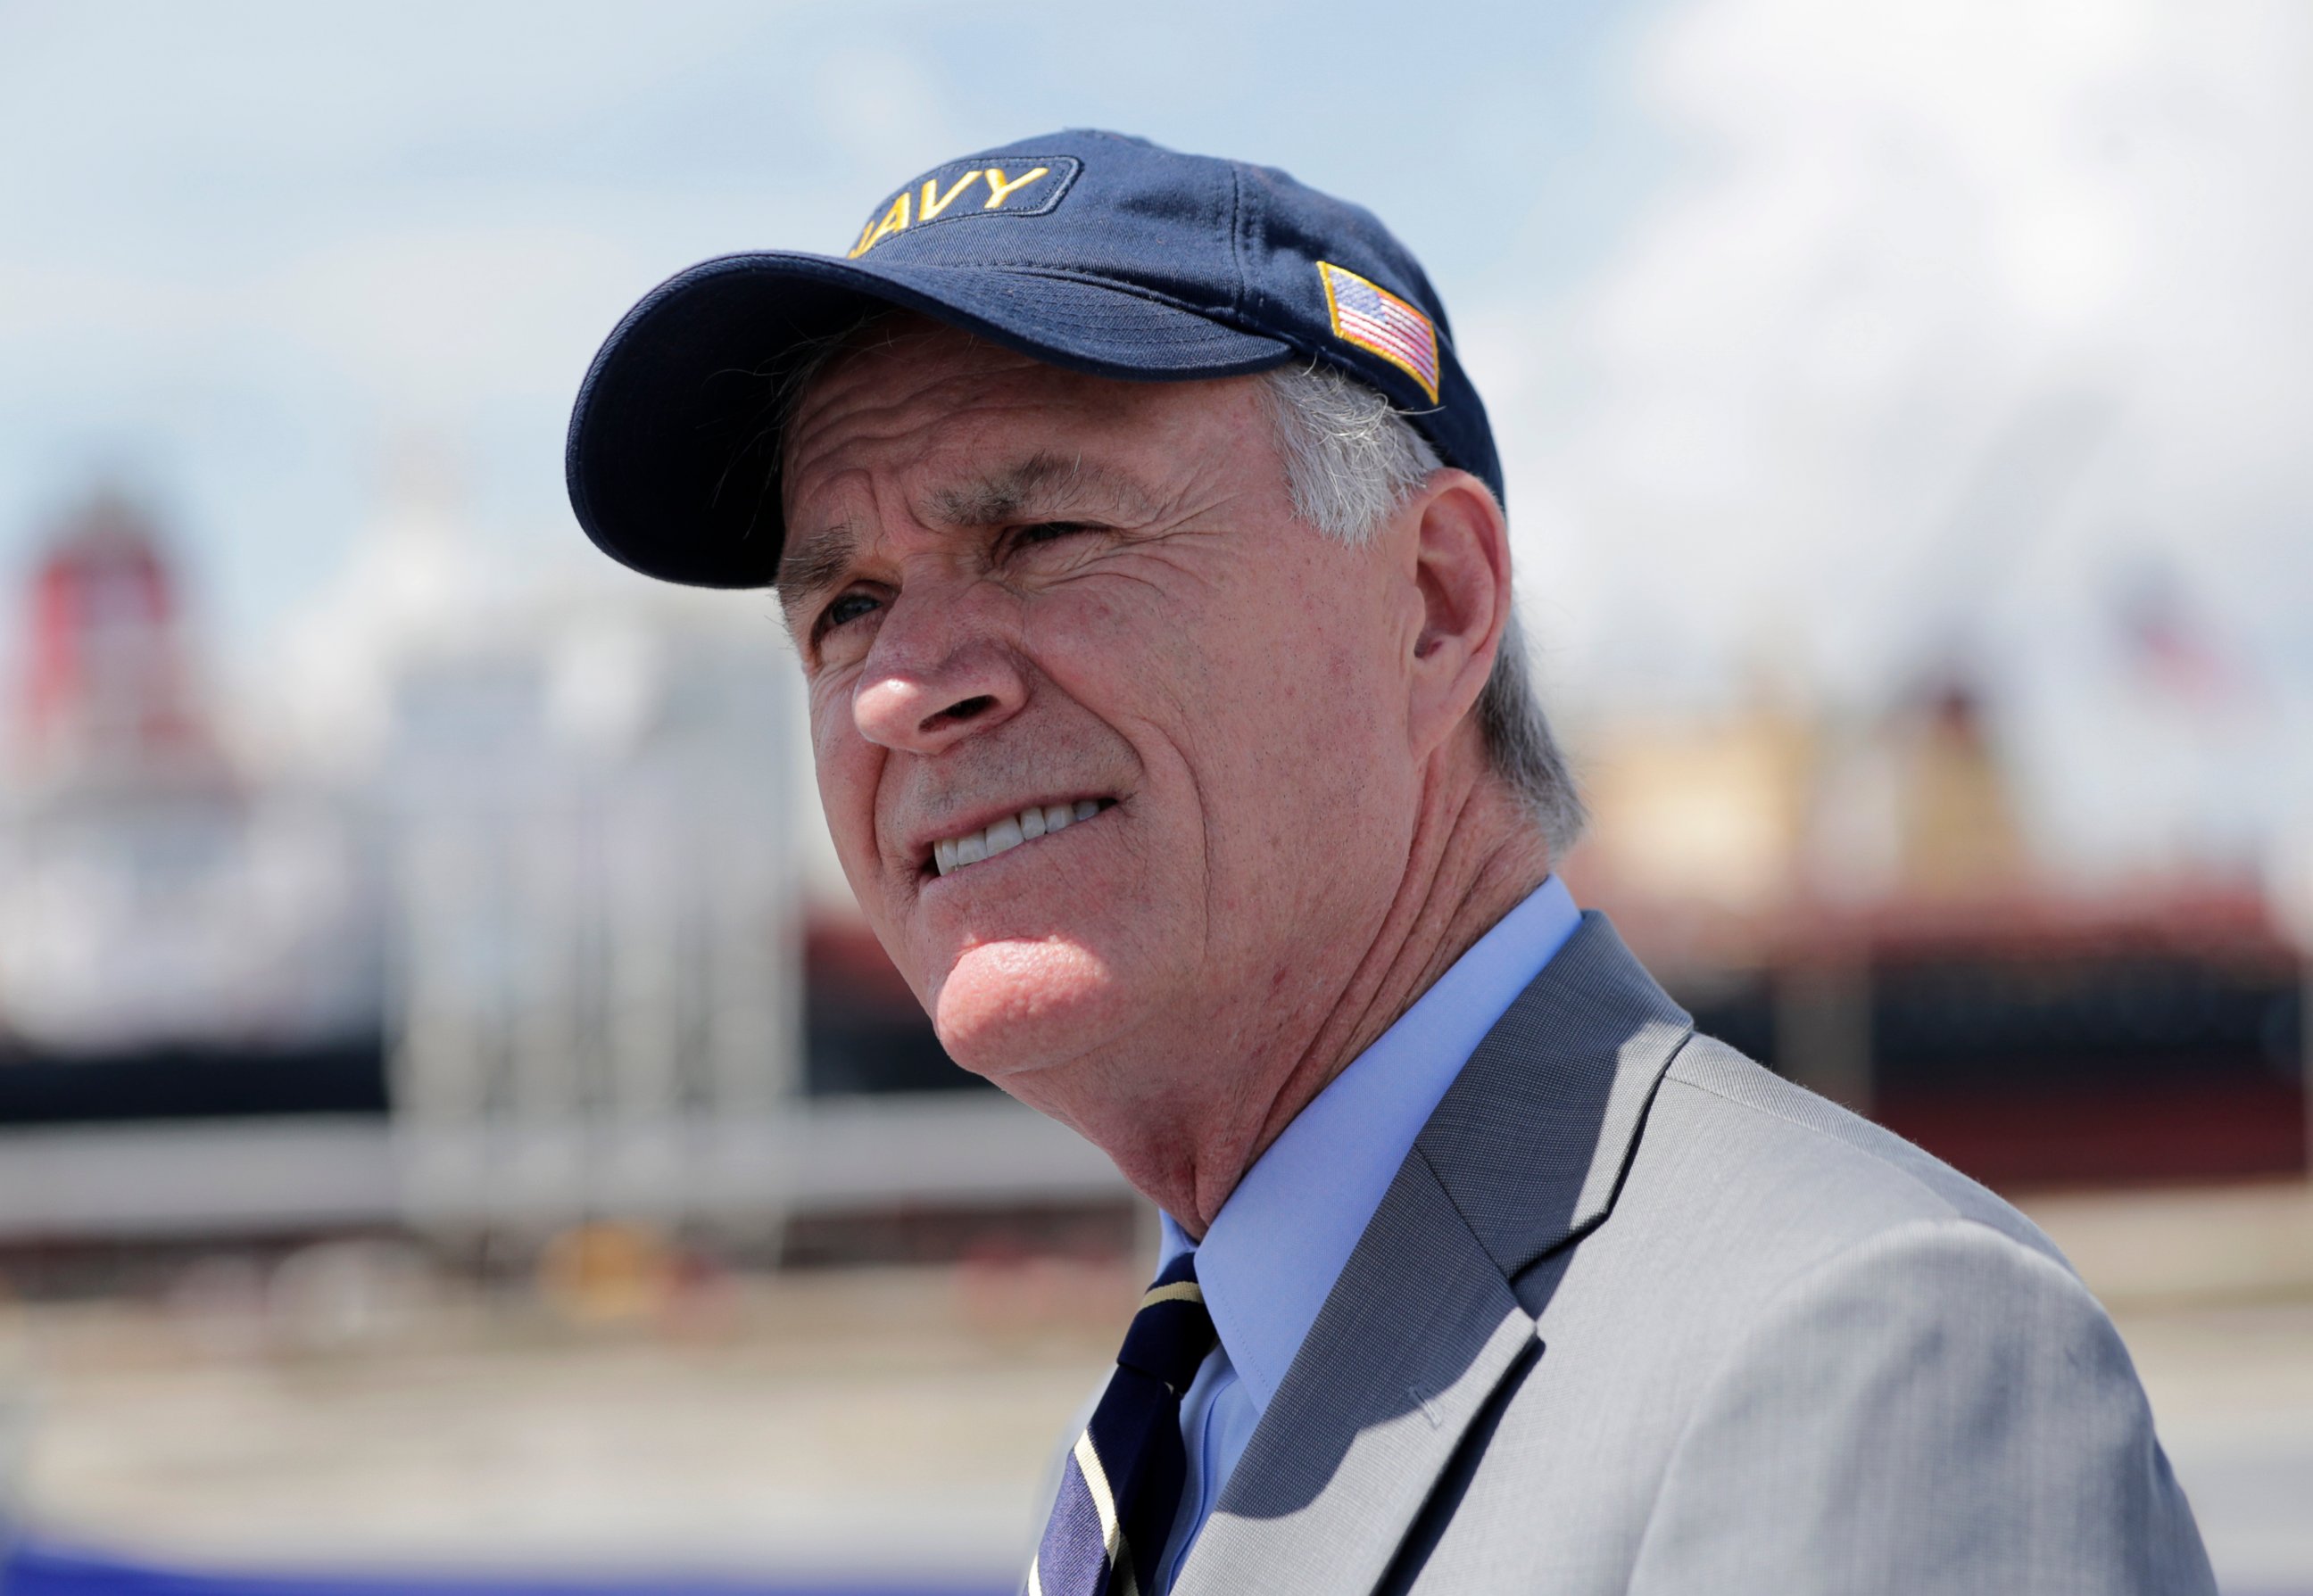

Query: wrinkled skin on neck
[780,318,1549,1233]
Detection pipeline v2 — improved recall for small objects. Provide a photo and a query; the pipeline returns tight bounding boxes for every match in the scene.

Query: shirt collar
[1158,874,1581,1413]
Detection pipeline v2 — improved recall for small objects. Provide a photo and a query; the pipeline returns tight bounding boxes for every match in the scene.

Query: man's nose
[850,588,1026,755]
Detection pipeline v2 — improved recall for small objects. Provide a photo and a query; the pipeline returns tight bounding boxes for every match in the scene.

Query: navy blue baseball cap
[566,128,1501,588]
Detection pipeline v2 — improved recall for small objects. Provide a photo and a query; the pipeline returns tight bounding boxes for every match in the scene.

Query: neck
[1159,757,1551,1235]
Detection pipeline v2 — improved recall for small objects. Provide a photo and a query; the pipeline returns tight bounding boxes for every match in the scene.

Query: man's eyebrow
[927,452,1158,528]
[776,454,1160,615]
[775,521,858,615]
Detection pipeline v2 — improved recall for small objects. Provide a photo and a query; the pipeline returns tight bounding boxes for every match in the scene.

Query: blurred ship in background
[0,490,380,1102]
[1569,675,2306,1188]
[0,475,2301,1279]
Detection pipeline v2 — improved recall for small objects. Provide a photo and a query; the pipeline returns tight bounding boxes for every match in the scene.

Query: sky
[2,0,2308,887]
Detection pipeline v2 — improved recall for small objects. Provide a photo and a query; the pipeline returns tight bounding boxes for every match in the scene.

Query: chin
[929,936,1132,1085]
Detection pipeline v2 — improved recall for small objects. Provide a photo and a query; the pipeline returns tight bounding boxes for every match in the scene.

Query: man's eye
[1007,520,1098,552]
[818,591,882,633]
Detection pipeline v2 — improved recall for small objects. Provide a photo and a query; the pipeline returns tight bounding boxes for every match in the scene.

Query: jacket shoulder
[1631,1032,2069,1276]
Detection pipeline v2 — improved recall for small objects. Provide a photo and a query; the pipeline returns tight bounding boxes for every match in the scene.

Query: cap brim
[565,252,1295,588]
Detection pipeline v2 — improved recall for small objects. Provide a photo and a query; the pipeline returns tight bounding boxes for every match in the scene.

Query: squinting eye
[820,591,881,633]
[1009,521,1097,550]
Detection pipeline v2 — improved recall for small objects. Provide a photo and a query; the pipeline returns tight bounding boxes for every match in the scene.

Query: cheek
[1019,585,1217,792]
[1208,592,1414,875]
[1028,574,1196,676]
[1033,558,1403,802]
[810,697,882,869]
[1218,580,1401,765]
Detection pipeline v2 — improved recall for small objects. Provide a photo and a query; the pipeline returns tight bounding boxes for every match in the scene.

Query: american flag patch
[1318,261,1440,402]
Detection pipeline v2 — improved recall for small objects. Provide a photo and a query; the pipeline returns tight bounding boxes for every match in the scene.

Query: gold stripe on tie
[1072,1431,1140,1596]
[1139,1281,1205,1311]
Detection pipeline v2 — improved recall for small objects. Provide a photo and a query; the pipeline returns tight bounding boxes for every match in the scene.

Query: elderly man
[567,132,2213,1596]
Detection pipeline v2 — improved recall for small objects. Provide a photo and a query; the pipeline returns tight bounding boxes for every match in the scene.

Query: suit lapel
[1414,912,1694,1279]
[1173,913,1694,1596]
[1171,1153,1533,1596]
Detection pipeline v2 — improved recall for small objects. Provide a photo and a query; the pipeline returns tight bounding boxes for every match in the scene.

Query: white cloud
[1473,0,2313,870]
[260,222,664,412]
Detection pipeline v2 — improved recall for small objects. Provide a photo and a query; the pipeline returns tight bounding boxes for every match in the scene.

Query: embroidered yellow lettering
[919,170,982,220]
[848,192,912,258]
[980,166,1049,210]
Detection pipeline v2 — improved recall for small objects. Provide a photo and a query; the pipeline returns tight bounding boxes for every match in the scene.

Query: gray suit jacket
[1170,913,2215,1595]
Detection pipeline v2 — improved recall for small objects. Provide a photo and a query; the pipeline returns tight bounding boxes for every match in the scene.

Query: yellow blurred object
[537,1221,678,1325]
[1575,674,2030,917]
[1888,682,2029,898]
[1578,700,1817,915]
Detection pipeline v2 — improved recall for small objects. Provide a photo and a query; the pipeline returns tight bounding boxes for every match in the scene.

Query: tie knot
[1115,1255,1216,1394]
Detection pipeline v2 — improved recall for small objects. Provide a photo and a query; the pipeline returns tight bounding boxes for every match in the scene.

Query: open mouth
[925,798,1118,879]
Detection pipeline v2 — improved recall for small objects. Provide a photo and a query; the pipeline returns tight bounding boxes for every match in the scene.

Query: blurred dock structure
[380,597,800,1245]
[0,486,2306,1590]
[0,484,1129,1269]
[0,484,2304,1257]
[0,1191,2305,1592]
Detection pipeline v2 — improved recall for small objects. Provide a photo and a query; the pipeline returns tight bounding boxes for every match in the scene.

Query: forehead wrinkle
[926,451,1160,530]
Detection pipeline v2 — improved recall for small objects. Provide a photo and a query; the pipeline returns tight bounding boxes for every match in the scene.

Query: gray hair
[1261,362,1586,854]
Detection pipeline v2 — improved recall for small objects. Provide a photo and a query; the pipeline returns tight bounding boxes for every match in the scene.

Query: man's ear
[1403,469,1512,760]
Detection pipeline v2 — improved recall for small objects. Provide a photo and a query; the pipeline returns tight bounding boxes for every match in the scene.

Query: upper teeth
[934,799,1103,876]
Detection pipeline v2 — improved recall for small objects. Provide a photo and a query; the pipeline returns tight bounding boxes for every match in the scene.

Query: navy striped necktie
[1029,1253,1218,1596]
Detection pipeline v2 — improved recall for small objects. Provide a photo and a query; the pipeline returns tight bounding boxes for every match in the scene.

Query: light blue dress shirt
[1149,875,1582,1589]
